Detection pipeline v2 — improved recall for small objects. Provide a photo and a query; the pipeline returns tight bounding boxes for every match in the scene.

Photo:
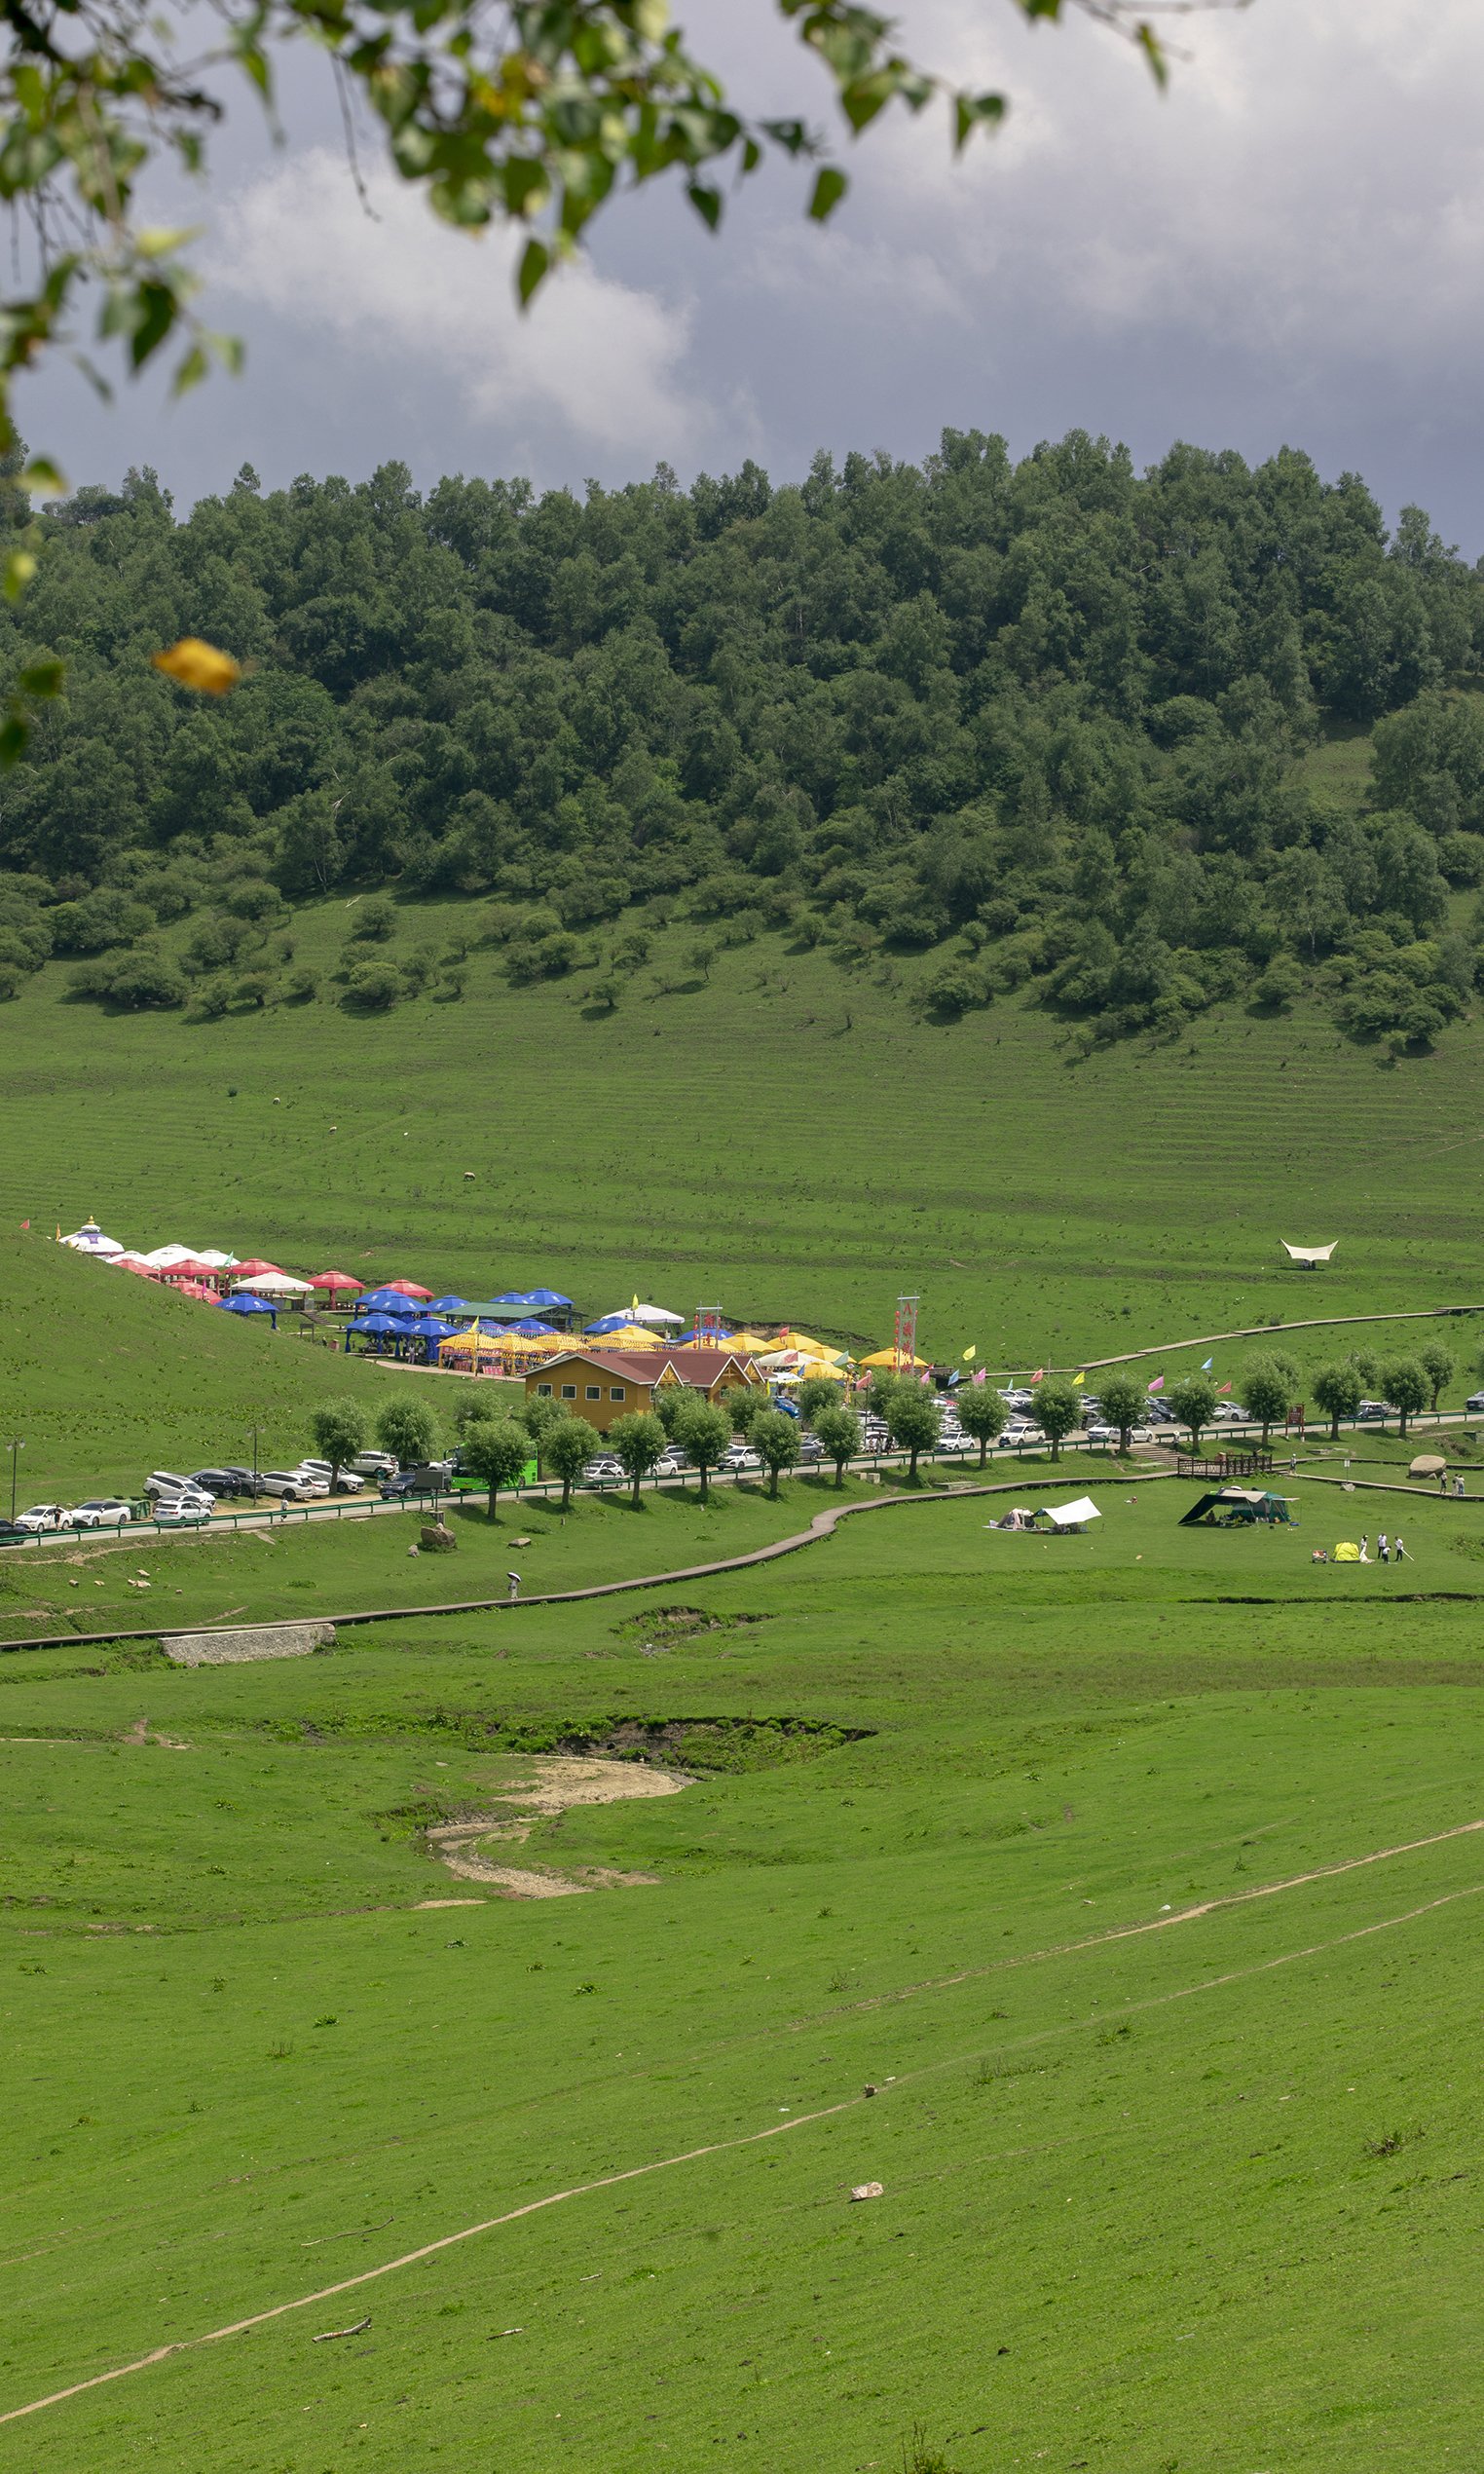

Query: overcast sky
[20,0,1484,550]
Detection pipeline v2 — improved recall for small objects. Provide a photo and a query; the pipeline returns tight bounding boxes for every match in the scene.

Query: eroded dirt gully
[424,1756,692,1900]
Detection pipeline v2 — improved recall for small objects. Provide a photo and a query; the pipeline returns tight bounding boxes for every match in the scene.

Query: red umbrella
[162,1255,218,1280]
[384,1279,433,1299]
[308,1269,363,1293]
[172,1281,218,1301]
[232,1257,284,1278]
[110,1253,162,1278]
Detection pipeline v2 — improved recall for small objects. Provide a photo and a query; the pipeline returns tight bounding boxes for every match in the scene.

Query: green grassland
[4,876,1484,1385]
[4,1478,1484,2470]
[0,1221,485,1506]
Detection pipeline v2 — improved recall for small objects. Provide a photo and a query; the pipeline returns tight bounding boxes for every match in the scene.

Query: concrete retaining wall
[164,1620,337,1668]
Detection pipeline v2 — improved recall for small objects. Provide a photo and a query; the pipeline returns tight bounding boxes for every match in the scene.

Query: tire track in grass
[5,1819,1483,2429]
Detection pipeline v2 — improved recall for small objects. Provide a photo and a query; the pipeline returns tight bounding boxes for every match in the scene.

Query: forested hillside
[3,431,1484,1050]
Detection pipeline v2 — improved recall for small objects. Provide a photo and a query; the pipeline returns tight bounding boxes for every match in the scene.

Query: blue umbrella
[585,1312,635,1335]
[408,1316,459,1339]
[676,1327,734,1345]
[349,1312,401,1335]
[430,1295,472,1314]
[495,1288,574,1311]
[504,1317,558,1337]
[219,1293,277,1324]
[359,1287,421,1314]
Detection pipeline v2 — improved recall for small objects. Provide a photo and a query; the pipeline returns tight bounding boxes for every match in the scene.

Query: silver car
[68,1498,133,1529]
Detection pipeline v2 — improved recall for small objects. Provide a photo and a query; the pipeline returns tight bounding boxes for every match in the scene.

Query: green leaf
[19,458,65,497]
[171,342,209,397]
[953,90,1006,154]
[517,236,549,305]
[0,714,29,769]
[808,165,847,221]
[686,179,723,230]
[18,658,64,698]
[1136,21,1169,89]
[3,548,36,603]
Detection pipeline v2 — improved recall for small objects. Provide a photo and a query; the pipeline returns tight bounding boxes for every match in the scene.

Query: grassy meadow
[3,878,1484,1381]
[4,1475,1484,2470]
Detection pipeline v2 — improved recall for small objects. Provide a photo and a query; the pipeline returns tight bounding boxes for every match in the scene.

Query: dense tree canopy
[2,431,1483,1047]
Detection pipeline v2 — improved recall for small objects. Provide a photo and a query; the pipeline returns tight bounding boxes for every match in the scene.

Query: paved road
[8,1410,1481,1554]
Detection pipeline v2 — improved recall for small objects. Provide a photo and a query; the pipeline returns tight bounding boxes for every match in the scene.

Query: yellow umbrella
[437,1327,507,1366]
[721,1332,771,1355]
[588,1324,663,1350]
[860,1347,930,1370]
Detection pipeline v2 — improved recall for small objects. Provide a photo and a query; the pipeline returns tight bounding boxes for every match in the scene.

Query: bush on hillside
[343,959,404,1010]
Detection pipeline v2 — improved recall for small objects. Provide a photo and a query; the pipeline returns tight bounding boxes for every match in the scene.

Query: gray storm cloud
[17,0,1484,545]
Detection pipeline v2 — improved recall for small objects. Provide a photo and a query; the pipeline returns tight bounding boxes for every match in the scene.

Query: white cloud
[210,147,709,461]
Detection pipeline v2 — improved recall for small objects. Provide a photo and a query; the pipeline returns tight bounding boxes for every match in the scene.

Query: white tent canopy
[141,1244,198,1268]
[1038,1496,1102,1529]
[621,1302,684,1327]
[1280,1241,1337,1265]
[232,1271,312,1295]
[195,1249,240,1270]
[59,1219,123,1255]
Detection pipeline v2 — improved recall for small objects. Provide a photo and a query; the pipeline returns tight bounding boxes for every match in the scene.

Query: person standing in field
[1378,1532,1389,1563]
[1456,1474,1465,1499]
[1394,1534,1408,1562]
[1358,1534,1369,1562]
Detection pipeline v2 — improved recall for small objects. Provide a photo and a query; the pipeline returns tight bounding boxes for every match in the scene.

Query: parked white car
[350,1450,399,1476]
[154,1499,212,1527]
[580,1456,625,1485]
[295,1461,354,1493]
[68,1498,134,1529]
[258,1471,315,1501]
[14,1503,68,1532]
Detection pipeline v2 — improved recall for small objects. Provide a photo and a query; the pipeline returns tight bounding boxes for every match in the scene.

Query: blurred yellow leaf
[151,636,241,694]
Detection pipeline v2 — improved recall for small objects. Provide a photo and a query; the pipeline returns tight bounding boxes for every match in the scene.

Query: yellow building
[526,1347,763,1434]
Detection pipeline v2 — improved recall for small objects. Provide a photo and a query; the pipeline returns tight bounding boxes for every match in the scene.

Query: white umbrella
[628,1302,684,1327]
[141,1244,196,1268]
[232,1271,312,1295]
[195,1249,240,1270]
[59,1219,124,1255]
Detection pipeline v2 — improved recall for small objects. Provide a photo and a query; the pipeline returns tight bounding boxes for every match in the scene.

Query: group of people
[1313,1531,1409,1565]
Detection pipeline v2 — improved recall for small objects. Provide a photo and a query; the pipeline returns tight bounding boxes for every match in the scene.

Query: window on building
[537,1383,552,1398]
[561,1384,576,1399]
[585,1385,601,1400]
[609,1387,625,1401]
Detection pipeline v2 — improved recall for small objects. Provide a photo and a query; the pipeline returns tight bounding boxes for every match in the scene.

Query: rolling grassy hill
[0,1225,414,1505]
[4,879,1484,1385]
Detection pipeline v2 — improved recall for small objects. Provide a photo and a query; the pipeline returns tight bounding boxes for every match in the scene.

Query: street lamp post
[7,1438,22,1523]
[247,1426,261,1491]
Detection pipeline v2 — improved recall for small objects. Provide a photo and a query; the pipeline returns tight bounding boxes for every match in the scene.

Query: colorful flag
[1032,1368,1045,1383]
[962,1345,976,1362]
[973,1367,986,1384]
[1202,1357,1213,1371]
[1071,1370,1085,1388]
[1148,1373,1165,1393]
[1218,1382,1232,1395]
[19,1219,28,1230]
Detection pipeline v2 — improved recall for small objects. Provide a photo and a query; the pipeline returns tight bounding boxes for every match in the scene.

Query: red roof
[232,1258,283,1278]
[384,1279,432,1299]
[534,1348,760,1388]
[309,1269,363,1292]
